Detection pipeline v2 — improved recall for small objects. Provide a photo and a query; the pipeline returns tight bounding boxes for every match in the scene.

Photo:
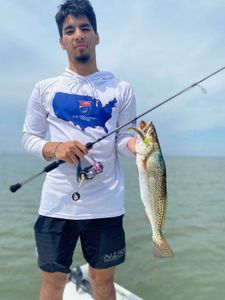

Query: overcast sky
[1,0,225,156]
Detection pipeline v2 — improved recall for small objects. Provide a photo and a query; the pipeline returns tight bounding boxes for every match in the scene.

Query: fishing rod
[10,66,225,193]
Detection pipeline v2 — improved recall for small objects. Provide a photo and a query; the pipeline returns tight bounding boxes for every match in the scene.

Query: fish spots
[135,121,174,257]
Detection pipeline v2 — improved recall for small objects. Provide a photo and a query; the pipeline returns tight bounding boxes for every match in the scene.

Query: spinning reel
[72,157,104,201]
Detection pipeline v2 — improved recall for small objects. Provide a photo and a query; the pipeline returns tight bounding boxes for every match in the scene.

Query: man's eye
[82,27,90,32]
[66,30,74,35]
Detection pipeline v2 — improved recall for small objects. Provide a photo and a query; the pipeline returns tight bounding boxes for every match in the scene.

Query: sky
[0,0,225,156]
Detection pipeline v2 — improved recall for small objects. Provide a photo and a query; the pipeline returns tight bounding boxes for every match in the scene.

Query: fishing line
[9,66,225,193]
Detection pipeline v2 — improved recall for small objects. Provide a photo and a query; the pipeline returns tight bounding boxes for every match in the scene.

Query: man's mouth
[75,44,87,49]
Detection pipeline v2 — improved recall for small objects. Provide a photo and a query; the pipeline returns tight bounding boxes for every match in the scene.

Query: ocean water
[1,154,225,300]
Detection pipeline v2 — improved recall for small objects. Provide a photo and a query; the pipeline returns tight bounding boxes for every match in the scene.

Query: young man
[22,1,136,299]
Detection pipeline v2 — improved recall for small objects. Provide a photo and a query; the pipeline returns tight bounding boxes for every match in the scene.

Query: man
[22,1,136,299]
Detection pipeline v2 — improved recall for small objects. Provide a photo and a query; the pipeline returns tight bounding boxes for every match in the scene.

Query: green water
[1,154,225,300]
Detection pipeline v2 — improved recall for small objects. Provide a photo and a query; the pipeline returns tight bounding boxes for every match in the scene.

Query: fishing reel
[72,157,104,201]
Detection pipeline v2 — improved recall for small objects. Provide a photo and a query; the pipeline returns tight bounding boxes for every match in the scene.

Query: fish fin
[144,212,150,224]
[152,238,174,258]
[136,166,139,177]
[161,198,167,228]
[142,158,147,171]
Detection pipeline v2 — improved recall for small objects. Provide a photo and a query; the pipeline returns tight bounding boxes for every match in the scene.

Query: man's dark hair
[55,0,97,37]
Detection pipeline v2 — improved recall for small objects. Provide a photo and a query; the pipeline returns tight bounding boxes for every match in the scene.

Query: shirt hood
[63,67,115,83]
[62,68,116,99]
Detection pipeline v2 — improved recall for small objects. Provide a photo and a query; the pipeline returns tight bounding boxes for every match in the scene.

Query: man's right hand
[42,141,88,164]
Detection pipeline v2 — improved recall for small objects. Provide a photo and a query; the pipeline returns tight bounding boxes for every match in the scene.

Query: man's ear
[60,38,65,50]
[95,33,100,45]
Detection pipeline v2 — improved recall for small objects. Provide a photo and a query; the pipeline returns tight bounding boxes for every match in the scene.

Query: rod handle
[43,160,65,173]
[43,142,94,172]
[10,183,22,193]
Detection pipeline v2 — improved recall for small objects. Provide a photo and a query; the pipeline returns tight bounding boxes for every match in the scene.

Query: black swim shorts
[34,215,126,273]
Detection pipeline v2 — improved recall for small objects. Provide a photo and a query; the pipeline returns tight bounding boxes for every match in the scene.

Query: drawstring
[64,69,99,98]
[63,67,114,99]
[82,77,99,98]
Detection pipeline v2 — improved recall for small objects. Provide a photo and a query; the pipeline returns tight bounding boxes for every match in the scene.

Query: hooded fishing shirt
[22,68,136,220]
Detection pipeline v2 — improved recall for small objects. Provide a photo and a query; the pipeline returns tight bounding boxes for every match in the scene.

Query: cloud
[0,0,225,155]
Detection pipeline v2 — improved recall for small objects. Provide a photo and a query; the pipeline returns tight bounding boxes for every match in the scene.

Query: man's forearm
[42,142,62,159]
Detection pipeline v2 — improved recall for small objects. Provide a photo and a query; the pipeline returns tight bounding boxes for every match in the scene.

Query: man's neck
[68,61,98,77]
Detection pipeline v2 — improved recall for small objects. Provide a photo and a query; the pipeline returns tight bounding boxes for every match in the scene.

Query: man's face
[60,15,99,64]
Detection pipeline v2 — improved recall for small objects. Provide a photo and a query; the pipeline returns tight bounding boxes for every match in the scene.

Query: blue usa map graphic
[53,92,117,133]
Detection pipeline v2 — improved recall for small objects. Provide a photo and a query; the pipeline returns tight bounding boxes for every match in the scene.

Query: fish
[129,121,174,257]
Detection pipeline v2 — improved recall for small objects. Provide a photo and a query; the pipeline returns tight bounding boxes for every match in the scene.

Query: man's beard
[75,54,90,64]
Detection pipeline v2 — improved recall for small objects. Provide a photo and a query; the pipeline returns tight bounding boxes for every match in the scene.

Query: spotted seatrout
[129,121,174,257]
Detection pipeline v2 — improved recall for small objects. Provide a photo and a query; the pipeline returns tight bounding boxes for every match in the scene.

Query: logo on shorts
[103,248,126,263]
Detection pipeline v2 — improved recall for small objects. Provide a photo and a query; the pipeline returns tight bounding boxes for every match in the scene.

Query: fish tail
[152,238,174,258]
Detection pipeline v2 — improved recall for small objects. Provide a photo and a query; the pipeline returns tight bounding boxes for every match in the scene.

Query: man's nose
[75,29,85,41]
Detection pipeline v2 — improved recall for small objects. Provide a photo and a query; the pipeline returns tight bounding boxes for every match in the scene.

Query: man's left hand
[127,137,137,155]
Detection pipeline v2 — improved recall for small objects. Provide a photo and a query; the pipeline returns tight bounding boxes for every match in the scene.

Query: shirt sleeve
[22,83,49,160]
[116,83,137,158]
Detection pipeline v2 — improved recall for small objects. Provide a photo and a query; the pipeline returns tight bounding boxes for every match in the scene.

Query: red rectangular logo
[80,100,91,107]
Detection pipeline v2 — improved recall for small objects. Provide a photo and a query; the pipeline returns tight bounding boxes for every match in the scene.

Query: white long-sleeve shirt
[23,68,136,220]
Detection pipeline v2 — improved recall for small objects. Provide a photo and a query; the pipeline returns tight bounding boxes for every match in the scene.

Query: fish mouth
[128,126,150,144]
[141,121,153,132]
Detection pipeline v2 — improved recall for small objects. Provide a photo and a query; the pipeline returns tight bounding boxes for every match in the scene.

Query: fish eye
[147,130,155,137]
